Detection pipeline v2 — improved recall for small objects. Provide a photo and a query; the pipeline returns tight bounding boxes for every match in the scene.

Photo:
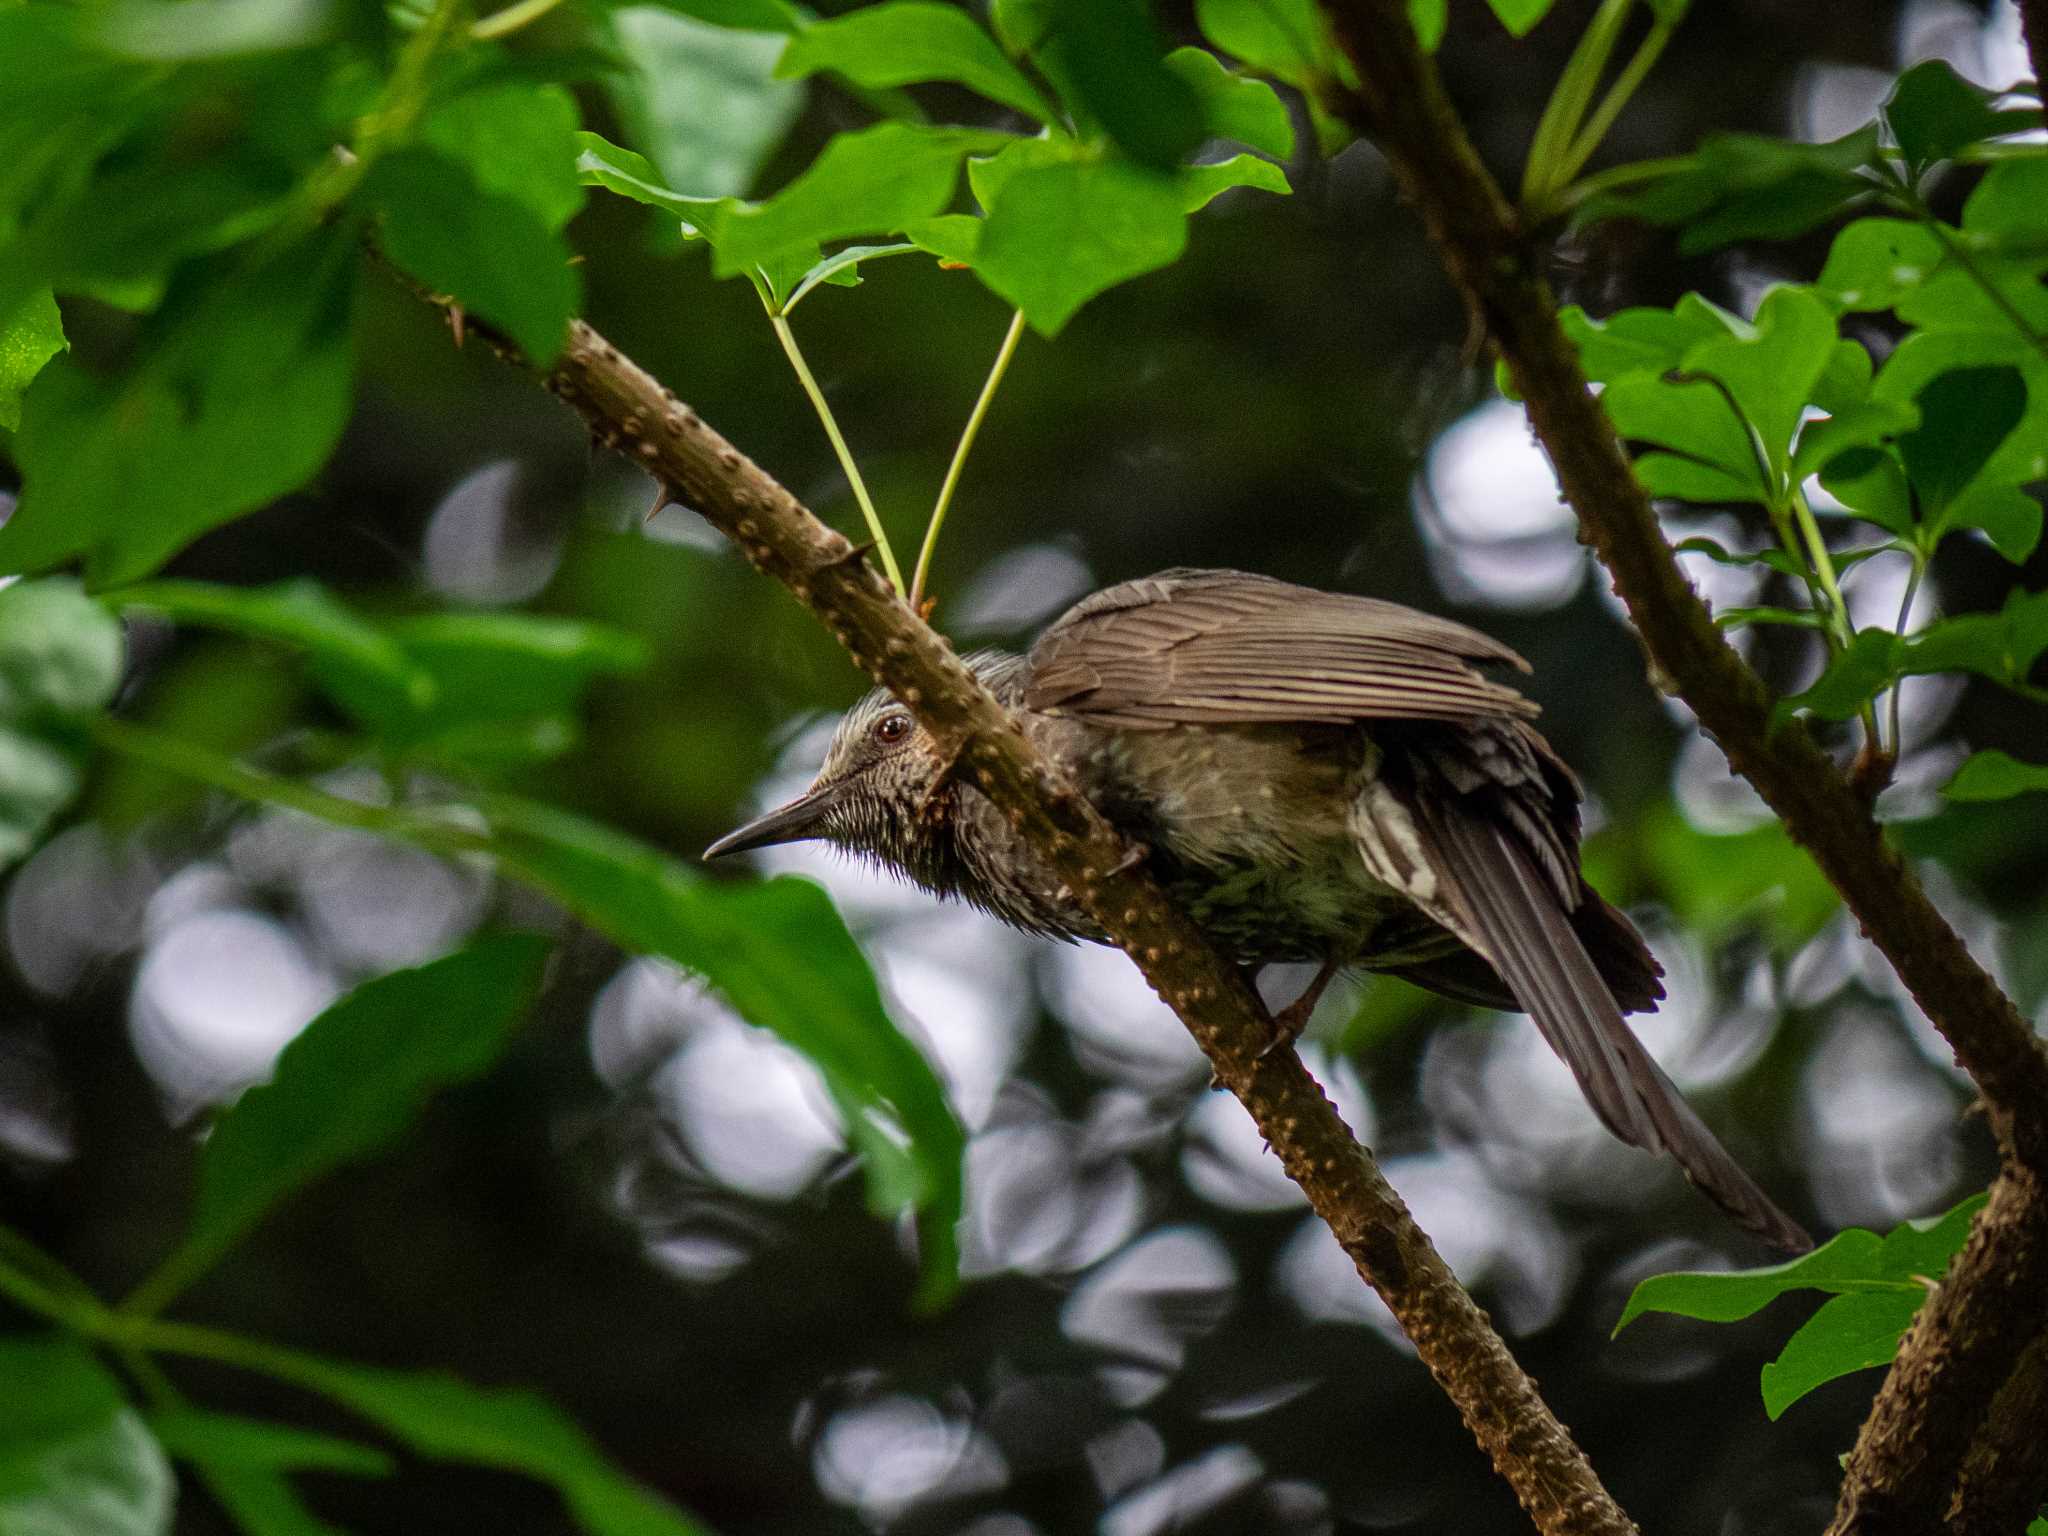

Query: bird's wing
[1024,568,1539,729]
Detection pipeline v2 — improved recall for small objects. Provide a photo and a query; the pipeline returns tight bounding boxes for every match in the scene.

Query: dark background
[5,1,2045,1531]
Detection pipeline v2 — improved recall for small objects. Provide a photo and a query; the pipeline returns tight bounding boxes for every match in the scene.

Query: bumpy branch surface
[1314,3,2048,1533]
[423,305,1639,1536]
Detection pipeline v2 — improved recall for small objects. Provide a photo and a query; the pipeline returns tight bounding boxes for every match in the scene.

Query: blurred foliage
[0,0,2044,1532]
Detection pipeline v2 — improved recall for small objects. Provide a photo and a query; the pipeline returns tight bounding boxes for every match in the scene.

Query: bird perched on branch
[707,568,1810,1252]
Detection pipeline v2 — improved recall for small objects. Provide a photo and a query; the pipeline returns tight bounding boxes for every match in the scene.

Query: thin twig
[912,307,1027,609]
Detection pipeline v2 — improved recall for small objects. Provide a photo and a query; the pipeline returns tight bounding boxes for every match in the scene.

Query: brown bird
[708,568,1811,1252]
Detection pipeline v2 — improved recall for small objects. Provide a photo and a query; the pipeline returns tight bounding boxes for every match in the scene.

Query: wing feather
[1026,568,1537,728]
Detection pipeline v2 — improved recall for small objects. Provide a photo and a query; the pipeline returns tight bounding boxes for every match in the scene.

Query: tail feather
[1412,801,1812,1254]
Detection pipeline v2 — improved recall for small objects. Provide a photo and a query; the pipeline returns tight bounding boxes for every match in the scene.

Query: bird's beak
[703,780,847,860]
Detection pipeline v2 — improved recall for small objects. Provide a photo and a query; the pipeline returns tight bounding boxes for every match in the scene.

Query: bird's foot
[1256,958,1341,1058]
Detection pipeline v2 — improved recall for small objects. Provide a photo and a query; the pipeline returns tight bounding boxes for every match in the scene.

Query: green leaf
[1602,375,1762,493]
[146,1409,394,1479]
[1561,295,1741,382]
[0,286,64,431]
[1884,59,2008,176]
[1,230,359,586]
[1635,805,1838,949]
[775,1,1051,122]
[87,0,339,58]
[478,795,965,1306]
[1817,218,1946,312]
[606,6,805,200]
[1163,46,1295,158]
[1576,126,1880,255]
[1944,749,2048,802]
[1680,284,1838,482]
[1193,0,1330,89]
[150,935,552,1304]
[975,157,1189,335]
[633,0,800,28]
[0,578,124,869]
[1904,588,2048,687]
[1820,446,1916,539]
[1789,398,1919,481]
[1486,0,1555,37]
[1408,0,1448,51]
[781,242,922,313]
[1634,452,1764,504]
[419,82,586,234]
[1776,627,1902,721]
[1616,1194,1984,1332]
[1178,152,1292,211]
[364,148,579,367]
[109,580,433,725]
[902,213,982,265]
[0,1334,173,1536]
[708,122,1011,279]
[1675,535,1810,581]
[1897,366,2027,518]
[1035,0,1204,170]
[576,131,712,220]
[1761,1289,1926,1418]
[248,1357,710,1536]
[1713,605,1828,631]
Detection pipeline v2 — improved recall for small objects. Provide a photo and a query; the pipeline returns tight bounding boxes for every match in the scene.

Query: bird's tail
[1411,800,1812,1254]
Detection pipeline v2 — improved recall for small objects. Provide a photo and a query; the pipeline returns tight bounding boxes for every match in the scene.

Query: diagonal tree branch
[416,304,1642,1535]
[1312,4,2048,1533]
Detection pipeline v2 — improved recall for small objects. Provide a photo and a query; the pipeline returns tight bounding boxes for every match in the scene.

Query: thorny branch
[409,296,1642,1535]
[1312,3,2048,1533]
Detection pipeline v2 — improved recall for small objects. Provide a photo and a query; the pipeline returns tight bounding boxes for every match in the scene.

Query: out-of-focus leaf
[363,149,579,366]
[633,0,799,28]
[1408,0,1448,51]
[148,1406,387,1536]
[1163,46,1295,158]
[1037,0,1203,169]
[1905,588,2048,685]
[606,7,805,200]
[0,578,124,868]
[975,157,1189,335]
[88,0,336,58]
[151,936,552,1302]
[0,1333,173,1536]
[1680,285,1837,482]
[478,794,965,1305]
[1193,0,1330,89]
[1641,806,1838,948]
[1,229,359,586]
[1486,0,1555,36]
[1943,749,2048,802]
[235,1354,710,1536]
[420,82,585,233]
[1884,59,2009,176]
[1817,218,1946,313]
[1617,1194,1983,1331]
[0,287,65,431]
[1760,1289,1927,1418]
[576,131,712,220]
[1776,628,1902,721]
[775,1,1051,122]
[146,1409,393,1479]
[1575,126,1880,254]
[109,580,432,725]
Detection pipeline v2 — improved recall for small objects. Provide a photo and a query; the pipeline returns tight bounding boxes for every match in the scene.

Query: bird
[706,567,1811,1253]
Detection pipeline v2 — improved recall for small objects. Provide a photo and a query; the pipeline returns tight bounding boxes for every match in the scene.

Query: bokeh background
[6,1,2047,1531]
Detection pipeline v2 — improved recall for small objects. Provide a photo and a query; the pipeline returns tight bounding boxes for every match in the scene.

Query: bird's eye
[873,712,912,744]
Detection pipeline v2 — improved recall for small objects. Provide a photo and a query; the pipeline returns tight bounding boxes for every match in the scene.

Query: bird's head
[709,650,1036,870]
